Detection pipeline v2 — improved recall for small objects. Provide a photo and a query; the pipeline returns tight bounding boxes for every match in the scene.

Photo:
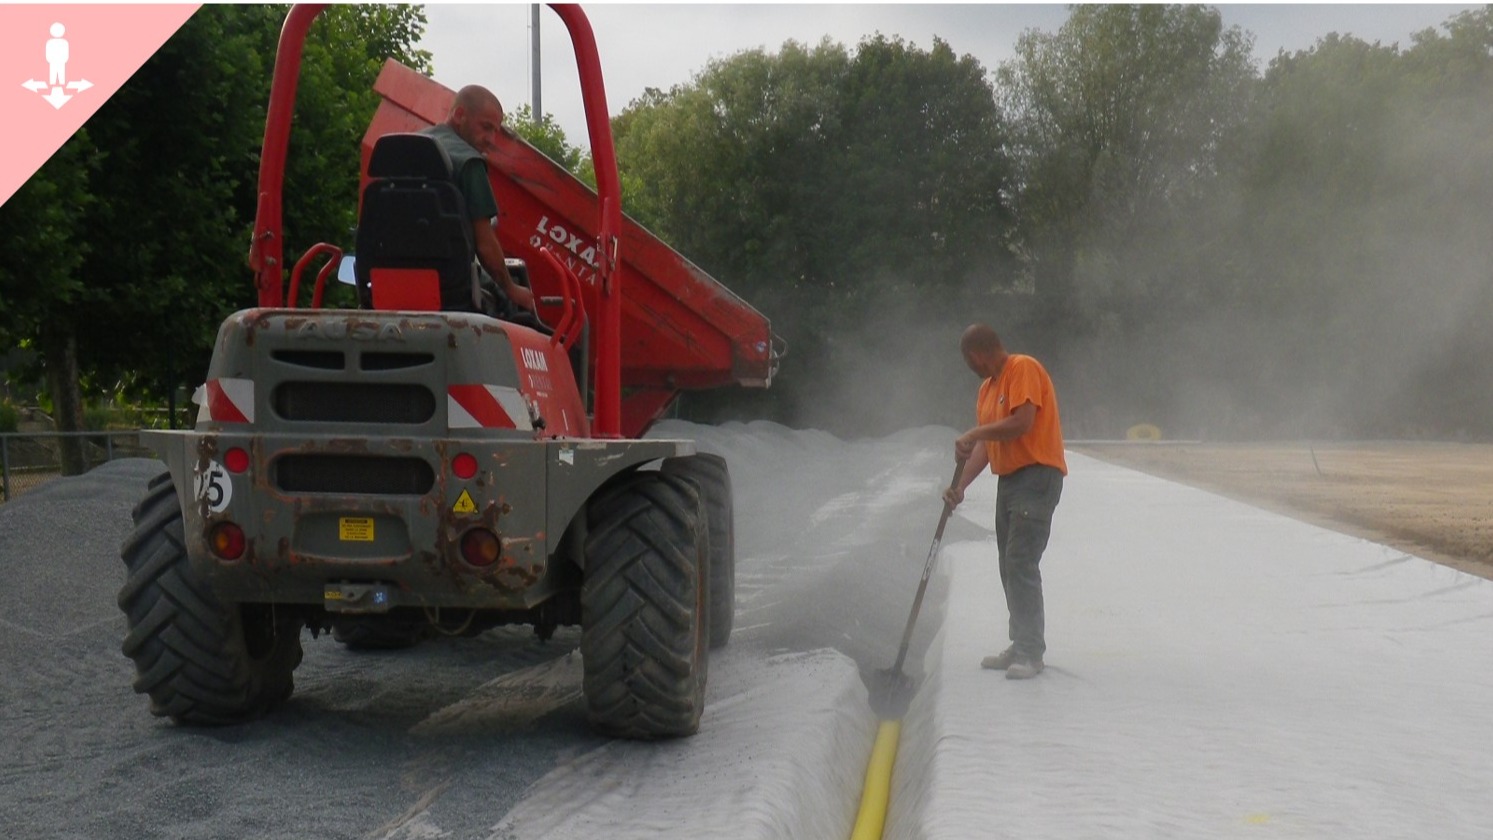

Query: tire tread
[117,473,302,725]
[581,472,708,739]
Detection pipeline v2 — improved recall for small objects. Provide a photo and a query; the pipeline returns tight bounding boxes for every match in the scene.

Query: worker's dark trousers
[995,464,1064,661]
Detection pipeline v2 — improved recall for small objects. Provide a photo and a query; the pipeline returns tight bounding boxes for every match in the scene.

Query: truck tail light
[460,528,501,567]
[224,447,250,474]
[210,522,246,560]
[452,452,478,479]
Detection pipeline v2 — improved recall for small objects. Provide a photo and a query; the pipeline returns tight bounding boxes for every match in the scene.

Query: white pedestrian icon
[22,21,93,110]
[47,23,69,85]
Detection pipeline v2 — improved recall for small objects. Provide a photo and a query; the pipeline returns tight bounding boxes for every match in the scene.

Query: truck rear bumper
[142,429,691,610]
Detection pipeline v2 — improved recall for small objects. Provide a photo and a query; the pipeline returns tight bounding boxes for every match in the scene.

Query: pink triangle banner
[0,4,200,207]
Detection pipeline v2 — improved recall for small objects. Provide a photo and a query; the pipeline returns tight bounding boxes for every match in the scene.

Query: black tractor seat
[355,132,480,312]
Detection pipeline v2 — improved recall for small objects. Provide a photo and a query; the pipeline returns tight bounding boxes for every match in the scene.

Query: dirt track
[1076,442,1493,580]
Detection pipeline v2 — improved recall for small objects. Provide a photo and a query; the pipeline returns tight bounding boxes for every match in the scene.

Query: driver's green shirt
[420,123,499,222]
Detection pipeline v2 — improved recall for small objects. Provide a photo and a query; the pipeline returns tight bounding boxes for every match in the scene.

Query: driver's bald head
[446,85,505,154]
[450,85,501,117]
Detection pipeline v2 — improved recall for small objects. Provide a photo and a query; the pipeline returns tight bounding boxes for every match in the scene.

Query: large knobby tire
[662,454,735,649]
[117,472,303,725]
[581,471,709,739]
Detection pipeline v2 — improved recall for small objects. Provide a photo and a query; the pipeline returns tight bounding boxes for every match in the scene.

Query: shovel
[869,454,967,719]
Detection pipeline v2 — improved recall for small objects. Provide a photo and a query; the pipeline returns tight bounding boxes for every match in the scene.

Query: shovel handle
[950,452,970,492]
[889,454,969,674]
[932,455,968,543]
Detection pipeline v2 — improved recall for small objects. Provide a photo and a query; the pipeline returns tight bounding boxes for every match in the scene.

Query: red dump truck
[117,3,780,740]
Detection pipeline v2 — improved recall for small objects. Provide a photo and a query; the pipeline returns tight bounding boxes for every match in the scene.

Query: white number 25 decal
[193,459,233,513]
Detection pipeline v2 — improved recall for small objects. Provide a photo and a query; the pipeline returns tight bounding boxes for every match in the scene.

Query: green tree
[0,137,99,470]
[995,4,1493,439]
[1001,4,1256,289]
[1224,8,1493,437]
[0,5,430,463]
[995,4,1258,435]
[614,35,1015,433]
[506,104,590,180]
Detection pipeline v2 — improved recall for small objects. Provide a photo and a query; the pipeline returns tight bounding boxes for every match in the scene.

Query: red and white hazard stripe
[195,378,255,424]
[447,385,533,431]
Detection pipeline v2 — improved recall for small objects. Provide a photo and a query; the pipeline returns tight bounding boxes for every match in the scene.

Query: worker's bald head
[451,85,501,116]
[960,324,1003,355]
[447,85,505,155]
[960,324,1007,378]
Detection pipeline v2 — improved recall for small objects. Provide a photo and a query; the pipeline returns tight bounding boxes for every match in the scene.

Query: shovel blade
[868,667,917,720]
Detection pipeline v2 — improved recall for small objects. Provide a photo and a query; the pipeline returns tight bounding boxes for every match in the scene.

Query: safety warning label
[338,517,375,542]
[452,490,478,514]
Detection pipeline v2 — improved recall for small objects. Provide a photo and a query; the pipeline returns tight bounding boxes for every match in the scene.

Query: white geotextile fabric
[487,648,874,839]
[889,452,1493,839]
[480,433,1493,840]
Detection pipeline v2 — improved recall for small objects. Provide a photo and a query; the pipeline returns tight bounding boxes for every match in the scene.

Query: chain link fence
[0,431,158,503]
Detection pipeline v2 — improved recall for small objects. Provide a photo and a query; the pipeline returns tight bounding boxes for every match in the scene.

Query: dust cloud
[1029,72,1493,442]
[685,35,1493,444]
[797,316,978,437]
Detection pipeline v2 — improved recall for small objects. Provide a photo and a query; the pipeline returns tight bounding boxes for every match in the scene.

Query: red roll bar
[547,5,622,437]
[248,3,325,310]
[247,3,626,437]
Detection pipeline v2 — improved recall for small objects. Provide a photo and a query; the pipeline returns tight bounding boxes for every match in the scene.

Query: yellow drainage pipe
[850,719,902,840]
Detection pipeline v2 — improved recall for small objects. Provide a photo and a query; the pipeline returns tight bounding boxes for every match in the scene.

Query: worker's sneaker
[980,646,1018,670]
[1005,658,1045,680]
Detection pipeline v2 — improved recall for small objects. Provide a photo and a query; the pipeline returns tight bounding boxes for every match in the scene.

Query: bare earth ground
[1074,442,1493,581]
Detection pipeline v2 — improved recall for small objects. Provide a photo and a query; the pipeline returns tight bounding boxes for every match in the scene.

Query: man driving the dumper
[419,84,539,323]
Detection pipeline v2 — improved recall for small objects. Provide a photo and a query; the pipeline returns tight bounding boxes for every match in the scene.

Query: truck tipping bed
[361,61,782,438]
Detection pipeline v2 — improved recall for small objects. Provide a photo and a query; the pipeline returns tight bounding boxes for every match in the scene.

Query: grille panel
[275,455,435,495]
[272,350,345,370]
[361,352,435,371]
[272,382,435,424]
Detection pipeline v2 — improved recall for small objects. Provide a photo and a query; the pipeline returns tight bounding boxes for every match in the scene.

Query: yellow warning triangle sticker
[452,490,478,514]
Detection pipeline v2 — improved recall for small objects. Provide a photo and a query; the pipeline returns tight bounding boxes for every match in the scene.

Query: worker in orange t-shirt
[943,324,1067,679]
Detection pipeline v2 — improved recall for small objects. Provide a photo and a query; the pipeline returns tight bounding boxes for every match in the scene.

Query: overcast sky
[418,3,1479,149]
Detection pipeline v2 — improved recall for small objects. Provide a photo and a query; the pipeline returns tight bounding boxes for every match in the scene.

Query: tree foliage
[0,136,99,456]
[1218,10,1493,437]
[999,6,1256,321]
[990,5,1262,434]
[0,135,96,347]
[0,4,430,423]
[608,3,1493,439]
[614,35,1016,430]
[6,4,1492,441]
[507,104,590,179]
[986,4,1493,439]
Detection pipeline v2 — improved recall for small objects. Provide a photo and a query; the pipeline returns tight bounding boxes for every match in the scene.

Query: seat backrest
[355,133,476,311]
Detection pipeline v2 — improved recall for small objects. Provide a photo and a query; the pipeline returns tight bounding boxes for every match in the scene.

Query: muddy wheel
[117,473,303,725]
[582,471,709,739]
[663,454,735,649]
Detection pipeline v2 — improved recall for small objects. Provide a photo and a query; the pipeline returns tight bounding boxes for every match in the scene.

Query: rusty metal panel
[200,309,549,439]
[146,428,560,610]
[142,429,696,611]
[542,437,695,553]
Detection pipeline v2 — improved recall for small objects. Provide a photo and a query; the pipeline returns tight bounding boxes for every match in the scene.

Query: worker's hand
[942,484,964,509]
[507,282,537,312]
[954,431,979,461]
